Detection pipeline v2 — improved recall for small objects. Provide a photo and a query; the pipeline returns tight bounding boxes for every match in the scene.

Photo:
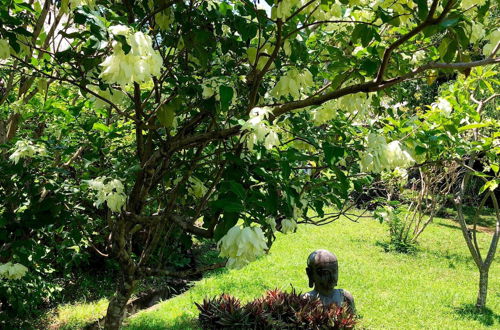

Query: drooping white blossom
[87,177,127,212]
[271,68,314,100]
[218,225,268,269]
[9,140,46,165]
[312,100,337,125]
[432,97,453,116]
[281,219,297,234]
[100,26,163,86]
[242,107,280,151]
[359,133,414,173]
[0,262,28,280]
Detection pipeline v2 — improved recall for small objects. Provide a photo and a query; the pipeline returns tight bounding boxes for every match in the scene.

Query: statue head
[306,249,338,294]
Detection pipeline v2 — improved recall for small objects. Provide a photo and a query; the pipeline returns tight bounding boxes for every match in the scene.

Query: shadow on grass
[454,304,500,327]
[438,206,497,229]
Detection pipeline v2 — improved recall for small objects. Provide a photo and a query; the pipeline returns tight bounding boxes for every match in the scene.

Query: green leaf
[440,14,460,28]
[157,104,177,128]
[227,181,245,199]
[213,212,239,241]
[458,123,490,131]
[415,0,428,21]
[415,145,427,155]
[490,163,499,175]
[324,144,344,166]
[219,86,234,111]
[479,180,499,194]
[92,122,111,132]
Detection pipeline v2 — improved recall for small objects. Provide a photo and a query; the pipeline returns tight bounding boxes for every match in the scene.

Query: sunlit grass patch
[48,298,108,329]
[125,214,499,329]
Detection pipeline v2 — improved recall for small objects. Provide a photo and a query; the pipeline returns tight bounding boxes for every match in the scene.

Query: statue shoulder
[340,289,355,313]
[341,289,354,303]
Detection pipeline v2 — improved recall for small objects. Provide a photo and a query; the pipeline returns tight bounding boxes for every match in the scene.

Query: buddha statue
[302,249,355,312]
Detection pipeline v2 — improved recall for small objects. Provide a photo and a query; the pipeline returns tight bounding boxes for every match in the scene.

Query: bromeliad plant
[0,0,498,328]
[196,289,356,329]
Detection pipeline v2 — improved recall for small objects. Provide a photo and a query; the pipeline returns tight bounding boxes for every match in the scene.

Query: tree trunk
[476,268,488,309]
[104,275,137,330]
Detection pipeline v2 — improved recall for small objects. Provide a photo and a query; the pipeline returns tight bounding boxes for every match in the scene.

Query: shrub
[374,206,418,254]
[196,289,356,329]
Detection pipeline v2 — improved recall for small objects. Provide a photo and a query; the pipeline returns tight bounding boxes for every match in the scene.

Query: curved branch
[272,57,500,117]
[375,0,453,83]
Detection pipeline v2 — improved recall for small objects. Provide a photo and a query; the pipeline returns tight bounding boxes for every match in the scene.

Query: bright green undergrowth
[125,215,500,330]
[49,214,500,329]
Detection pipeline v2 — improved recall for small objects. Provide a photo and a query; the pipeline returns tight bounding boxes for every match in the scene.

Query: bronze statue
[303,249,355,312]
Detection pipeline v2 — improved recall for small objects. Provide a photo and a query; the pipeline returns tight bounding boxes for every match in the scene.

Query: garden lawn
[124,215,500,329]
[48,214,500,329]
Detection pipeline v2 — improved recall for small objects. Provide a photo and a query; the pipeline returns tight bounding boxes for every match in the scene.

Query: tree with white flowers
[0,0,498,328]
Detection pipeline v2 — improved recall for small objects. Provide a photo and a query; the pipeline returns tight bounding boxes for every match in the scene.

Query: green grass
[46,214,499,329]
[124,215,500,329]
[47,298,108,329]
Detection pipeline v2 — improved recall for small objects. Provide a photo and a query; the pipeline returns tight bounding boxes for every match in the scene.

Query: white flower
[266,218,277,233]
[359,134,414,173]
[242,107,279,151]
[281,219,297,234]
[264,130,279,150]
[100,28,163,86]
[312,100,337,125]
[87,177,126,212]
[0,39,10,59]
[385,141,414,168]
[271,68,314,100]
[433,97,452,116]
[0,262,28,280]
[218,225,268,269]
[109,25,131,36]
[9,140,46,165]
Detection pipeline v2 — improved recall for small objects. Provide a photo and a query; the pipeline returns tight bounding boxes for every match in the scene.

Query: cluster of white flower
[247,43,276,71]
[9,140,46,165]
[359,133,415,173]
[100,25,163,86]
[312,100,337,126]
[242,107,280,151]
[281,219,297,234]
[483,30,500,56]
[271,68,313,100]
[218,225,268,269]
[432,97,453,116]
[338,92,373,118]
[0,262,28,280]
[312,92,373,125]
[87,177,127,212]
[273,0,301,19]
[0,39,10,59]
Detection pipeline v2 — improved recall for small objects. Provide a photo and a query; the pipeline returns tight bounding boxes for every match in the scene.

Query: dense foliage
[0,0,498,328]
